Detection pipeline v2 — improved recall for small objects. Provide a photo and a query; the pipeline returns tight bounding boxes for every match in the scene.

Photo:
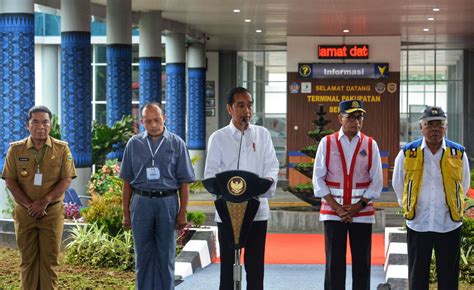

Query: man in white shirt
[312,100,383,290]
[392,106,470,290]
[204,87,279,290]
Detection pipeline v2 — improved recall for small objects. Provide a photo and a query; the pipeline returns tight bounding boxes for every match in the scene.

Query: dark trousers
[217,220,267,290]
[323,221,372,290]
[407,227,461,290]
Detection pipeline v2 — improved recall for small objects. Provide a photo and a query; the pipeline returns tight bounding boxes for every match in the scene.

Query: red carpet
[264,233,384,265]
[215,233,385,265]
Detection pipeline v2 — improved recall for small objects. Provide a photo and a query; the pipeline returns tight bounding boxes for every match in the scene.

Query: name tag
[34,173,43,186]
[146,167,160,180]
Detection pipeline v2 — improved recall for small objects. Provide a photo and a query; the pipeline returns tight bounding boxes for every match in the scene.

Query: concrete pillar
[106,0,131,160]
[0,0,34,217]
[187,44,206,179]
[165,32,186,139]
[218,51,237,128]
[138,11,162,113]
[39,45,60,115]
[256,65,265,119]
[60,0,91,195]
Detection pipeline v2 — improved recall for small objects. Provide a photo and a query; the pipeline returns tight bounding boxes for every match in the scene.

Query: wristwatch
[358,199,368,209]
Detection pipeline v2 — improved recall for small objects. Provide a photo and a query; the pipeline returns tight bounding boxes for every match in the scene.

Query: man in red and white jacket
[312,100,383,290]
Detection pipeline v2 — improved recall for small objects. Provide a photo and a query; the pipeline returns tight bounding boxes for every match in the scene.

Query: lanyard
[146,137,165,166]
[33,146,47,173]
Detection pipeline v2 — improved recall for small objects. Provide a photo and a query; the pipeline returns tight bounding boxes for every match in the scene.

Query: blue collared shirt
[120,128,195,190]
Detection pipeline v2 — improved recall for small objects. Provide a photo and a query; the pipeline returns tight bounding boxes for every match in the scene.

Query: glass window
[95,103,106,124]
[94,66,106,101]
[94,45,107,64]
[400,50,464,144]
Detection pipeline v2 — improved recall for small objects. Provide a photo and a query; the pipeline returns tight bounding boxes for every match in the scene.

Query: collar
[229,120,253,136]
[142,127,170,140]
[26,136,52,149]
[421,137,446,151]
[337,127,361,141]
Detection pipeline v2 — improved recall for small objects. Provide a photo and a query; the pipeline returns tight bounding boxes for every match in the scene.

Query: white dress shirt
[312,128,383,200]
[392,138,471,233]
[204,121,280,222]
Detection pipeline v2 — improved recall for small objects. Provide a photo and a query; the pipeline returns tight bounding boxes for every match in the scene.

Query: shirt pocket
[16,163,35,184]
[164,149,177,165]
[44,161,62,182]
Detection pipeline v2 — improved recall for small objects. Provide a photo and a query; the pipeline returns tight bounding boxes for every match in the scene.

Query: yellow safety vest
[402,139,465,222]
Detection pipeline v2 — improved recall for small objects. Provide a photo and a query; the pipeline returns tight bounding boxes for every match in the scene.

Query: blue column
[139,57,162,107]
[61,32,92,167]
[0,13,35,169]
[187,68,206,149]
[106,44,132,160]
[165,63,186,139]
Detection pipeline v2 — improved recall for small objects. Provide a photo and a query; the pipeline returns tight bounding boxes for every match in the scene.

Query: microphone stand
[234,116,247,290]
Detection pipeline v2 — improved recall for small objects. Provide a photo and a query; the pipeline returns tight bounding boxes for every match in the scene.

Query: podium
[202,170,272,290]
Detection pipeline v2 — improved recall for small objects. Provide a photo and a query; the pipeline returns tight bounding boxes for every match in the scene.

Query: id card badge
[34,173,43,186]
[146,167,160,180]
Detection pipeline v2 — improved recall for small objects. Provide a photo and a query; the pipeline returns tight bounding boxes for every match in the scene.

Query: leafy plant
[187,211,207,227]
[65,223,134,271]
[190,156,205,194]
[80,190,123,237]
[87,159,123,197]
[50,114,61,140]
[1,188,15,216]
[82,159,123,236]
[91,115,135,166]
[471,169,474,189]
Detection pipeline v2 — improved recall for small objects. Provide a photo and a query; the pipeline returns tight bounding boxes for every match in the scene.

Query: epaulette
[52,138,69,146]
[9,139,27,147]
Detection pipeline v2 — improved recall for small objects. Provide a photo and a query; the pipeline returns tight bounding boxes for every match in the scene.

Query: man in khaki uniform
[2,106,76,290]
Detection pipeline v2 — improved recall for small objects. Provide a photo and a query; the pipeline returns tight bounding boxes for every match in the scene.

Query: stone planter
[0,218,86,250]
[268,207,386,233]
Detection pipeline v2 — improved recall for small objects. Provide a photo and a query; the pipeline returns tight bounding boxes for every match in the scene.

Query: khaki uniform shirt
[2,136,77,201]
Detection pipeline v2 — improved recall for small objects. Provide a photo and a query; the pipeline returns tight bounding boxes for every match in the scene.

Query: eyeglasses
[30,120,51,127]
[422,121,446,129]
[342,114,365,122]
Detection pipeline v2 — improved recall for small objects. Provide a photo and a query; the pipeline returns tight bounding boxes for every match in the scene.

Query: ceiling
[89,0,474,51]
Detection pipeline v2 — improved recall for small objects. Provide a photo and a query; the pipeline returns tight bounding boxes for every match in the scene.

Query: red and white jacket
[319,131,377,223]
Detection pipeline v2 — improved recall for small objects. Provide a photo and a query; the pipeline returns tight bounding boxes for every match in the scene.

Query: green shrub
[187,211,207,227]
[82,159,123,236]
[65,223,134,271]
[92,115,135,166]
[471,169,474,190]
[429,217,474,284]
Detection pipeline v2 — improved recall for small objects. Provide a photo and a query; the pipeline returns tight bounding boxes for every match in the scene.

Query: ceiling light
[423,28,430,32]
[256,29,262,33]
[433,8,440,12]
[233,9,240,13]
[343,29,350,33]
[245,19,251,23]
[428,17,434,21]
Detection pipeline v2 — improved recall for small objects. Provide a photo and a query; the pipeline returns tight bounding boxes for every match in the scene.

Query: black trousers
[217,220,267,290]
[407,227,461,290]
[323,221,372,290]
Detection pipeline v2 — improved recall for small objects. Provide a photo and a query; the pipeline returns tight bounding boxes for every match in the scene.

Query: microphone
[236,117,249,170]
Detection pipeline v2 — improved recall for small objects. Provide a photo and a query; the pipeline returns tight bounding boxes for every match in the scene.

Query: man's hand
[122,213,131,230]
[334,204,353,223]
[27,199,48,219]
[342,203,364,218]
[175,211,188,230]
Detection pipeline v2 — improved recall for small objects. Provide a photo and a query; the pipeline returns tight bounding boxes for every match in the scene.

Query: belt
[134,189,177,198]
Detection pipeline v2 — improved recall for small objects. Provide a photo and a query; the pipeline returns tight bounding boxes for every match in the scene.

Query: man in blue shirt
[120,102,195,290]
